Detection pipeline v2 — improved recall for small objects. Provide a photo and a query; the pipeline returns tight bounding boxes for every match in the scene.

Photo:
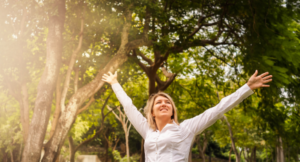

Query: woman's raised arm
[102,72,149,139]
[180,70,272,135]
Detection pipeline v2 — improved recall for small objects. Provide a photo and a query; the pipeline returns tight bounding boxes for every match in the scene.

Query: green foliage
[113,150,140,162]
[0,90,23,158]
[1,0,300,161]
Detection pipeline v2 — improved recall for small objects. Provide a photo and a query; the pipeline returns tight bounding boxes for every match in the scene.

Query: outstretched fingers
[262,74,272,87]
[102,71,118,84]
[262,74,272,84]
[263,78,272,83]
[101,73,110,82]
[258,72,269,78]
[252,70,258,77]
[247,70,273,90]
[263,75,272,80]
[102,76,108,81]
[102,74,109,77]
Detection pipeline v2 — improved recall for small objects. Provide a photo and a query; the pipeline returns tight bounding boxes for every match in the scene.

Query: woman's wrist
[246,82,255,91]
[110,80,119,85]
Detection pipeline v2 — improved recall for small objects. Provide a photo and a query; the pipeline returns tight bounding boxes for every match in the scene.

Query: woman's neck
[156,118,173,132]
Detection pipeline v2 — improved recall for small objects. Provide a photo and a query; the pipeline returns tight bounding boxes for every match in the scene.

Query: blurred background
[0,0,300,161]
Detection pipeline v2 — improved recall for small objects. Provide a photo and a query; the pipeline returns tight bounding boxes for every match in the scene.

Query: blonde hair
[144,92,179,131]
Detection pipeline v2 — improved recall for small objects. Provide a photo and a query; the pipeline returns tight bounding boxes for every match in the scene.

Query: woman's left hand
[247,70,272,90]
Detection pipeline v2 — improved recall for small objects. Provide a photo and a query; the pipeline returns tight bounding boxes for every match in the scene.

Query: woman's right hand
[102,71,118,85]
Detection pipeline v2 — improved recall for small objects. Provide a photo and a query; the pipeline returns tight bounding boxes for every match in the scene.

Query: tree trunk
[243,148,249,162]
[21,0,65,161]
[223,116,241,162]
[49,75,62,139]
[68,136,75,162]
[104,129,111,162]
[9,82,30,145]
[125,130,130,162]
[196,133,208,162]
[41,8,151,161]
[10,150,14,162]
[107,105,132,162]
[238,148,243,162]
[276,137,285,162]
[216,84,240,162]
[8,6,30,147]
[265,145,268,162]
[18,143,23,162]
[20,83,30,143]
[229,147,232,162]
[188,143,193,162]
[199,149,206,162]
[43,52,129,161]
[197,141,205,162]
[105,137,109,162]
[251,146,256,162]
[140,139,145,162]
[4,152,8,162]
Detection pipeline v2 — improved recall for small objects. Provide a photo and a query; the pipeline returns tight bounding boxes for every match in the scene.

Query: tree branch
[143,6,150,39]
[134,49,153,65]
[76,96,95,115]
[126,38,152,50]
[74,67,79,93]
[107,106,121,121]
[127,122,132,135]
[161,67,174,78]
[73,93,113,152]
[19,7,28,37]
[74,125,105,152]
[160,73,177,91]
[49,75,62,139]
[170,38,239,54]
[155,75,164,87]
[188,14,218,38]
[203,47,232,67]
[61,17,84,112]
[132,50,150,76]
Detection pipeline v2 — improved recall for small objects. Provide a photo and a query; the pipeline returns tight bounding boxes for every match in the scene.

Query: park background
[0,0,300,161]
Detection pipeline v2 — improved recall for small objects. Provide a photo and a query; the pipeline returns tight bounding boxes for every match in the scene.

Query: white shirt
[112,83,254,162]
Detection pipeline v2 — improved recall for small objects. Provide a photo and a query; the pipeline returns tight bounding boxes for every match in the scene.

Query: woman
[102,70,272,162]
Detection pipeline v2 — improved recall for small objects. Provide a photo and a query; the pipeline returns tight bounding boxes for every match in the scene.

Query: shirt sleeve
[111,83,149,139]
[180,84,254,135]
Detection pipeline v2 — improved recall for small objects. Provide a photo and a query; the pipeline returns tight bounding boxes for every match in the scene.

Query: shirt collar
[155,120,179,132]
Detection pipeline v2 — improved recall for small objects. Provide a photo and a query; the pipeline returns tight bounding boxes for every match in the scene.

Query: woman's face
[152,95,173,120]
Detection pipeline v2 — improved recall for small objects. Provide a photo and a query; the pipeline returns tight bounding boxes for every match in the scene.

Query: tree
[0,0,43,146]
[21,0,66,161]
[68,93,112,162]
[107,106,132,162]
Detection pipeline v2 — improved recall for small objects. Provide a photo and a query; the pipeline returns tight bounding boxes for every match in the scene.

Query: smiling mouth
[160,108,168,111]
